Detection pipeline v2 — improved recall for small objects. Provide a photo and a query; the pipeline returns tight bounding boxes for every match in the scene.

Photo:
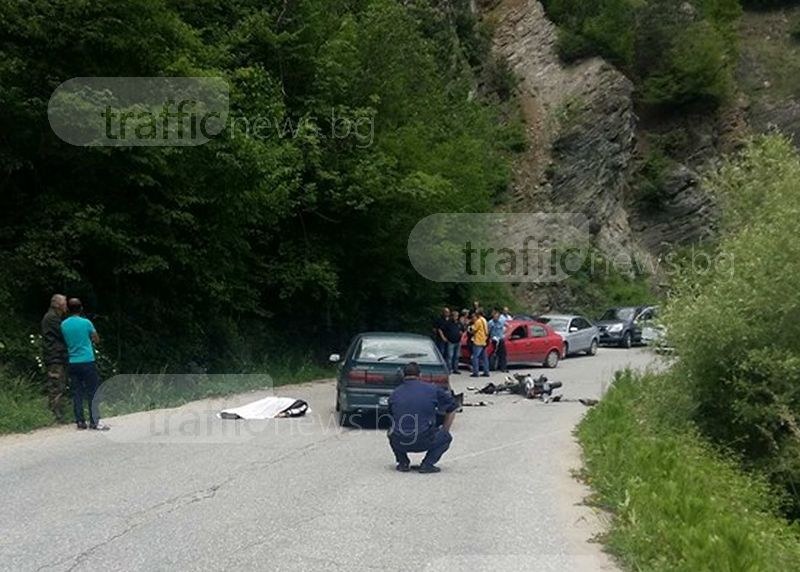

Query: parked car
[330,333,450,426]
[538,314,599,356]
[637,306,663,344]
[637,306,673,352]
[460,319,565,368]
[596,306,653,348]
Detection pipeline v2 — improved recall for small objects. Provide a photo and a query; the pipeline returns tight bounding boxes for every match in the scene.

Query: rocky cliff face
[485,0,721,266]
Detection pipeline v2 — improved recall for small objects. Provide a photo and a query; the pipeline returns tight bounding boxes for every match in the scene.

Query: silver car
[538,314,600,357]
[637,306,671,350]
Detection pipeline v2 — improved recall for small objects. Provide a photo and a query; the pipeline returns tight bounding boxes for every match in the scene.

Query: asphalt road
[0,347,660,572]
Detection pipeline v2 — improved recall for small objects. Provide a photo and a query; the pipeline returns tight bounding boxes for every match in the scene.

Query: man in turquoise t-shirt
[61,298,108,431]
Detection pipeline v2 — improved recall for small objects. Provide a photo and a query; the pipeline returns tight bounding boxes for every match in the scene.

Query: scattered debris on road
[465,373,598,406]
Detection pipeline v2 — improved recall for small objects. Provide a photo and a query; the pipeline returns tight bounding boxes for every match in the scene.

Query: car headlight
[608,324,623,333]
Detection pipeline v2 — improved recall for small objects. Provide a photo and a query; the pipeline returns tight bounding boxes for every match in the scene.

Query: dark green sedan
[330,332,451,426]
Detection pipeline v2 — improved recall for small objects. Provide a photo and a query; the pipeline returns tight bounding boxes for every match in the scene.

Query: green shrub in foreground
[0,373,55,434]
[666,135,800,518]
[578,370,800,571]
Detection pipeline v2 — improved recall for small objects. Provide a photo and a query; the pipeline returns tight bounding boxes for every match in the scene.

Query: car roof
[506,319,548,328]
[355,332,433,341]
[539,313,581,320]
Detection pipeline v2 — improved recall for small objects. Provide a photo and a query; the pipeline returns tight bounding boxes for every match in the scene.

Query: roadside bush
[579,370,800,570]
[0,370,55,434]
[666,135,800,518]
[791,15,800,41]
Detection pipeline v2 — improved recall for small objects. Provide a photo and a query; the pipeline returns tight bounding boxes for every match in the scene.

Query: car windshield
[601,308,636,321]
[355,337,441,364]
[539,317,569,332]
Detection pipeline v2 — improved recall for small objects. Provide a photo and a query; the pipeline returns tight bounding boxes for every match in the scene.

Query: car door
[529,324,550,362]
[504,324,528,364]
[574,317,592,352]
[634,307,653,342]
[567,318,584,353]
[582,317,599,348]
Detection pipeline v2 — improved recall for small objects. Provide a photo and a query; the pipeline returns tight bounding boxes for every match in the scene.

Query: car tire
[544,350,559,368]
[563,342,570,357]
[338,410,351,427]
[588,339,598,356]
[620,331,632,349]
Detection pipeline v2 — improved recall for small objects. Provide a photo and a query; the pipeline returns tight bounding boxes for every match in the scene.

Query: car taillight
[348,369,367,384]
[422,374,450,386]
[347,369,392,384]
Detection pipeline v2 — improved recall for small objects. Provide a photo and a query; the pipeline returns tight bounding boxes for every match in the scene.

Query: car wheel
[620,331,632,349]
[563,342,570,357]
[338,410,351,427]
[588,339,598,356]
[545,350,559,368]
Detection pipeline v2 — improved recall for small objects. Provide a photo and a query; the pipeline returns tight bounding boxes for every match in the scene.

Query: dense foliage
[666,136,800,519]
[541,0,741,108]
[0,0,517,374]
[579,370,800,570]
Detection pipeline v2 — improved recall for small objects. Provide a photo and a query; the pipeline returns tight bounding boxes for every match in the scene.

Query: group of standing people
[432,302,512,378]
[41,294,108,431]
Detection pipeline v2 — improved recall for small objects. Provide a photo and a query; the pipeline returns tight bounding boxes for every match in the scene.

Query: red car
[460,319,566,368]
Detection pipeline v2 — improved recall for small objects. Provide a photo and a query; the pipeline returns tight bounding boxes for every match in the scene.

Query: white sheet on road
[218,396,310,420]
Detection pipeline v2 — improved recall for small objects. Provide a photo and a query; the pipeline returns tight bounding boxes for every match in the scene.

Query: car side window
[531,325,547,338]
[637,310,653,322]
[510,325,527,340]
[574,318,588,329]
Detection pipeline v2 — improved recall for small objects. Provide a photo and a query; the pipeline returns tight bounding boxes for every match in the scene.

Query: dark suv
[596,306,651,348]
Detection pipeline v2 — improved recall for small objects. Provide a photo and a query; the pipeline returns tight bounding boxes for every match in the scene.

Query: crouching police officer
[387,362,457,473]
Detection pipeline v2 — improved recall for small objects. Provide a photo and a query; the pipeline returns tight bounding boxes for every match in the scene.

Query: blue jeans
[389,428,452,468]
[447,341,460,372]
[435,338,448,362]
[471,345,490,376]
[490,338,507,371]
[68,362,100,425]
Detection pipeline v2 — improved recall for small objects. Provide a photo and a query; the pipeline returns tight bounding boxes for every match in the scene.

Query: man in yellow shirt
[470,310,490,377]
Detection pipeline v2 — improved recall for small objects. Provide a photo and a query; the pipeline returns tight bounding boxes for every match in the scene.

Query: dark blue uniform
[387,378,456,469]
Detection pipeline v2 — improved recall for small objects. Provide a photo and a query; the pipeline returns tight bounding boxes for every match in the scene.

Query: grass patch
[0,358,334,435]
[0,373,57,434]
[578,369,800,571]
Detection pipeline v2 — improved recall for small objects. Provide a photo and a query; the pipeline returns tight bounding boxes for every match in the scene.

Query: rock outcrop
[490,0,637,255]
[487,0,721,266]
[629,164,717,251]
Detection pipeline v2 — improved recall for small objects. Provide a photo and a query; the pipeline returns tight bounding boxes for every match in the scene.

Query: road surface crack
[34,482,225,572]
